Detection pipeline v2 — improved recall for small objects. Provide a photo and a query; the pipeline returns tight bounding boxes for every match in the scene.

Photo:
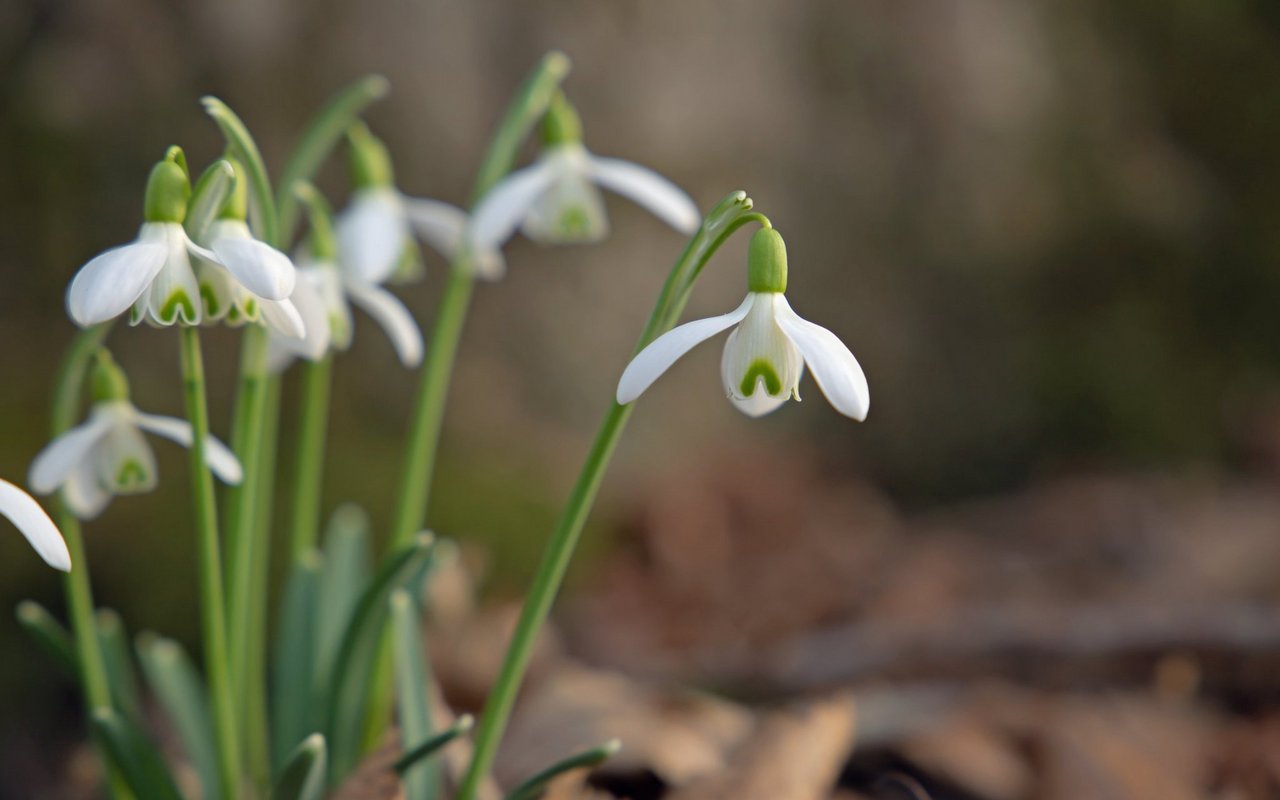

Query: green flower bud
[541,91,582,147]
[143,150,192,224]
[218,158,249,221]
[347,122,394,189]
[90,349,130,403]
[747,226,787,294]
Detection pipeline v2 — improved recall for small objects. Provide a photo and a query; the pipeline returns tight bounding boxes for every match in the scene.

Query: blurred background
[6,1,1280,797]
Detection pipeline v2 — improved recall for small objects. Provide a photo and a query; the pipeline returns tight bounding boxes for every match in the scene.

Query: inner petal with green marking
[113,458,150,491]
[159,290,196,324]
[741,358,783,397]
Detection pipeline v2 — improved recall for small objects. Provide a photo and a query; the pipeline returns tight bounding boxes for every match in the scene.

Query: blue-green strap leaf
[136,632,221,800]
[16,600,78,679]
[272,733,327,800]
[270,553,322,773]
[90,708,185,800]
[391,589,439,799]
[504,739,621,800]
[393,714,474,775]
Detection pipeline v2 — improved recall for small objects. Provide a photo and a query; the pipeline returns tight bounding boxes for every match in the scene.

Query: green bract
[540,91,582,146]
[347,123,394,189]
[90,350,130,403]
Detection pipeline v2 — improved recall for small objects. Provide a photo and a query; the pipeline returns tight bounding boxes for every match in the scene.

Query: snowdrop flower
[192,159,304,338]
[0,479,70,571]
[67,152,214,327]
[28,352,242,520]
[336,123,505,288]
[617,228,869,420]
[470,92,700,252]
[266,257,342,372]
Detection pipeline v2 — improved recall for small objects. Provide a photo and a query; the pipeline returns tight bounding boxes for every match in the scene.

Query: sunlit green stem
[179,326,242,800]
[225,325,270,727]
[289,357,332,559]
[245,374,282,789]
[457,194,763,800]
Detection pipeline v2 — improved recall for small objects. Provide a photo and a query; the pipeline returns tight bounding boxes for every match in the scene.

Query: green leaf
[276,74,390,241]
[315,504,372,692]
[324,533,433,781]
[16,600,78,680]
[393,714,473,775]
[185,159,236,243]
[390,589,439,800]
[95,609,142,723]
[504,739,621,800]
[200,95,279,246]
[272,733,327,800]
[136,632,221,800]
[90,708,185,800]
[271,553,322,773]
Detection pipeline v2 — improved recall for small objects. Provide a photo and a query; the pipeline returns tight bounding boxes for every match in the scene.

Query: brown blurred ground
[5,0,1280,797]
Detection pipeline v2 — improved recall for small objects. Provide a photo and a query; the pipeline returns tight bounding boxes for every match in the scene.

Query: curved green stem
[288,357,332,559]
[456,193,761,800]
[179,327,242,800]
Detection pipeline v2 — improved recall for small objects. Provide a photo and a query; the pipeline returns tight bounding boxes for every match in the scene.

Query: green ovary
[740,359,783,397]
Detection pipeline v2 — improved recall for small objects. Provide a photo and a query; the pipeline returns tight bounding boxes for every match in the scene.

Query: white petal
[720,327,793,418]
[66,239,168,327]
[28,414,114,494]
[403,197,467,260]
[336,189,408,286]
[345,280,423,367]
[0,479,70,571]
[210,227,296,300]
[719,293,803,418]
[132,411,244,485]
[63,462,112,520]
[520,172,608,244]
[259,298,307,340]
[616,295,755,405]
[469,158,557,249]
[280,276,332,360]
[774,297,869,421]
[587,155,700,234]
[146,227,202,325]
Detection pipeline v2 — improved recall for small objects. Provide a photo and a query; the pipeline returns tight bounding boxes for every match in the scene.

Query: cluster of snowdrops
[2,52,868,800]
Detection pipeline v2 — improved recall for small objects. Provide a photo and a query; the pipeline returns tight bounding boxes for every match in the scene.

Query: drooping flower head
[28,351,242,520]
[193,160,304,339]
[470,91,700,254]
[617,227,869,420]
[1,479,70,571]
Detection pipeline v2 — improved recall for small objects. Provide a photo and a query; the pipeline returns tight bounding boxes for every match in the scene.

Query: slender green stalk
[388,50,570,549]
[179,326,242,800]
[225,324,270,733]
[456,194,762,800]
[245,374,283,788]
[288,357,332,558]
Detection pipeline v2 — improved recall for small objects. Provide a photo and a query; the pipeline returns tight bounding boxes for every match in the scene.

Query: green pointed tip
[15,600,40,623]
[541,90,583,146]
[299,733,326,754]
[414,531,436,550]
[144,154,192,223]
[163,146,189,178]
[602,738,622,755]
[543,51,572,79]
[347,122,394,188]
[90,349,130,403]
[218,158,249,221]
[457,714,476,732]
[361,74,391,99]
[747,226,787,293]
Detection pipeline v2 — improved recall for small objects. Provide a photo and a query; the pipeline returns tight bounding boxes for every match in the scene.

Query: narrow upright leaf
[391,589,439,800]
[90,708,185,800]
[136,632,221,800]
[95,610,143,724]
[16,600,77,679]
[271,552,322,772]
[504,739,622,800]
[315,504,372,690]
[272,733,327,800]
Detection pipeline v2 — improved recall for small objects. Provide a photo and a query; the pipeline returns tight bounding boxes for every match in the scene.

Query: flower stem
[456,193,762,800]
[179,326,242,800]
[224,324,270,741]
[288,356,332,559]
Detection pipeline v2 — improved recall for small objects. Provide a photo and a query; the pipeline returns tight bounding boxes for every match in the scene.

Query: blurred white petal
[346,280,423,367]
[587,155,700,233]
[0,478,70,571]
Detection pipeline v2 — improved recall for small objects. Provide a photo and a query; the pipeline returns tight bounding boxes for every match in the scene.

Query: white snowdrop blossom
[266,259,343,372]
[616,228,869,420]
[0,478,70,572]
[29,400,243,520]
[195,219,304,338]
[470,142,699,251]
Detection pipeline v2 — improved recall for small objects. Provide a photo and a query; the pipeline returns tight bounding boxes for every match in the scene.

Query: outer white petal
[259,298,307,340]
[403,197,509,281]
[336,189,408,286]
[209,223,296,300]
[62,462,112,520]
[281,275,331,360]
[0,479,70,571]
[469,159,557,249]
[587,155,700,233]
[616,295,755,404]
[28,414,114,494]
[132,411,244,485]
[774,297,869,421]
[66,239,168,327]
[345,280,423,367]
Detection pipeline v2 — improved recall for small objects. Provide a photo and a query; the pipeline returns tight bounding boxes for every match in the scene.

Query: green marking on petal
[114,459,149,491]
[558,206,590,236]
[740,359,782,397]
[159,290,196,324]
[227,305,242,323]
[200,283,221,317]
